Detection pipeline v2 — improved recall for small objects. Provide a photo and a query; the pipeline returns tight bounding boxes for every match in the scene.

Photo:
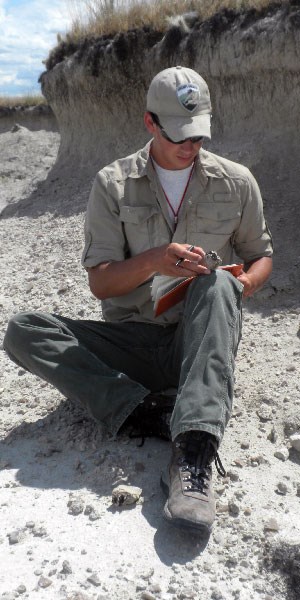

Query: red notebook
[153,264,244,317]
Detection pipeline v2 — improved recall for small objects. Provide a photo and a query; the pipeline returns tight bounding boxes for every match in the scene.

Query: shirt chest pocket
[190,201,241,235]
[119,205,167,256]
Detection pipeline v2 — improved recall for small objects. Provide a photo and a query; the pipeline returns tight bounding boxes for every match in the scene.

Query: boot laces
[177,432,226,494]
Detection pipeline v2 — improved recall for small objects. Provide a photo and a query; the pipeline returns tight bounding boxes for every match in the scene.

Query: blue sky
[0,0,75,96]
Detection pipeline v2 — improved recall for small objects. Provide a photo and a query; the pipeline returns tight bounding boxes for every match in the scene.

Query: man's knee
[185,270,243,314]
[195,269,242,294]
[4,311,41,357]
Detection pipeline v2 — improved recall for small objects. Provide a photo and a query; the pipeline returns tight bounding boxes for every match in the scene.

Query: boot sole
[160,473,213,534]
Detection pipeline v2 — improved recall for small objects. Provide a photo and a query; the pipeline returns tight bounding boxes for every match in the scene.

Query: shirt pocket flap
[196,202,241,221]
[119,205,159,224]
[213,193,232,203]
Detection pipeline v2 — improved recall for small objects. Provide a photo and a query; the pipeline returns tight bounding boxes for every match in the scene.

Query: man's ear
[144,112,155,135]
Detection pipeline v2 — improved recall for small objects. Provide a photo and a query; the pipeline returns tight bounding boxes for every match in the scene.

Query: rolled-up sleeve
[81,171,125,268]
[233,170,273,262]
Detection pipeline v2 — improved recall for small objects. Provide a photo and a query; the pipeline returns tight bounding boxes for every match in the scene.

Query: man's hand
[237,257,273,298]
[237,271,256,297]
[153,243,211,277]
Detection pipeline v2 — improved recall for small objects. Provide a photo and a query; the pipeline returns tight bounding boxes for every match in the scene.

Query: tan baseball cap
[147,65,212,141]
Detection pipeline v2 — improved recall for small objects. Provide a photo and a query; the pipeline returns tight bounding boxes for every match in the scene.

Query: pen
[175,245,195,267]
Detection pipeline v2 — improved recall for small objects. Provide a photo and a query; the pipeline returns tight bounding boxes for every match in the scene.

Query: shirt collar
[128,141,152,179]
[128,143,226,182]
[197,149,225,178]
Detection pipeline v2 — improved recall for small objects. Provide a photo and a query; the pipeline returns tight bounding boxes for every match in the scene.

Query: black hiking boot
[120,393,176,446]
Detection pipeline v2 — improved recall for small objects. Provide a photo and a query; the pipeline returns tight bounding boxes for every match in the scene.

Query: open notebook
[151,264,244,317]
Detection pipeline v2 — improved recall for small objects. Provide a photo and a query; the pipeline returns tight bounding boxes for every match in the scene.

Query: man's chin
[175,156,195,167]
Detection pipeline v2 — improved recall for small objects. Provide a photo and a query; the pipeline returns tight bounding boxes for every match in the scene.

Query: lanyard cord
[150,156,195,227]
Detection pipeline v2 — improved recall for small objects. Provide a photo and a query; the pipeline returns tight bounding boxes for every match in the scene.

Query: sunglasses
[151,113,204,145]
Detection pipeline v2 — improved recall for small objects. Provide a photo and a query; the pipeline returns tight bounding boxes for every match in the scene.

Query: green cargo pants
[4,270,243,442]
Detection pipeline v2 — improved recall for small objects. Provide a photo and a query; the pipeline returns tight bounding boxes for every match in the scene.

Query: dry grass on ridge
[0,95,46,108]
[68,0,285,39]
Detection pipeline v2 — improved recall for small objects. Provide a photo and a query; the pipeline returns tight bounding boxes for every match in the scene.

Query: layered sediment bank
[40,3,300,179]
[0,104,57,134]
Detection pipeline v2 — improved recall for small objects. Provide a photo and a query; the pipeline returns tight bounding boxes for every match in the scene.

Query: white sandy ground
[0,126,300,600]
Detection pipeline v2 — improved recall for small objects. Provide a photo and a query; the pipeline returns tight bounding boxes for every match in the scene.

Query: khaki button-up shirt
[82,142,273,324]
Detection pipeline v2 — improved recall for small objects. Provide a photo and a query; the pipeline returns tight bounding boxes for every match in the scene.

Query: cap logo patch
[176,83,200,112]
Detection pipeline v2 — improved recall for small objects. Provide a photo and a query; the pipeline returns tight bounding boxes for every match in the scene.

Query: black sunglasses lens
[157,121,203,144]
[174,136,203,144]
[190,137,203,143]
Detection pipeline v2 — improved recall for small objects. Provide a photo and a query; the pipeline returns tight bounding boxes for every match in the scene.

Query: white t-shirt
[152,159,194,225]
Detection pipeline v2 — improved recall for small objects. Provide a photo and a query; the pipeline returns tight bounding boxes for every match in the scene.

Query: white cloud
[0,0,77,95]
[0,73,16,85]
